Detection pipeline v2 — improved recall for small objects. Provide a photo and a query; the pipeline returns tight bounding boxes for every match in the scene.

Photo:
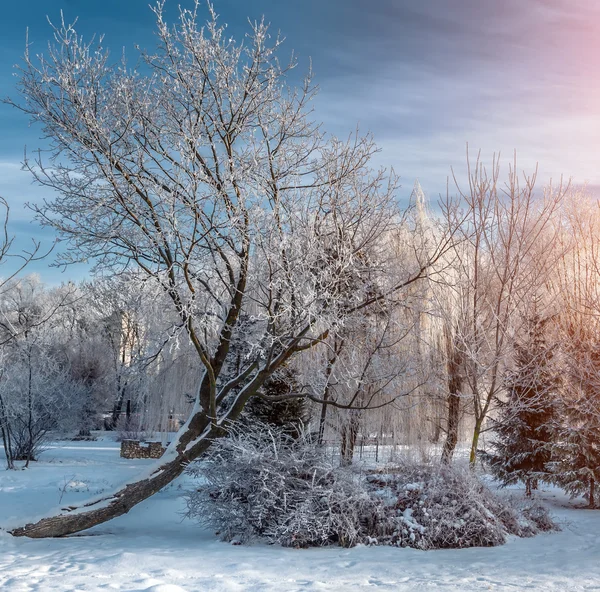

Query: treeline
[0,274,199,468]
[3,181,600,510]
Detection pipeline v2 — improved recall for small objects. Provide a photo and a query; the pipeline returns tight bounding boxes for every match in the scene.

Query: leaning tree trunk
[10,409,218,538]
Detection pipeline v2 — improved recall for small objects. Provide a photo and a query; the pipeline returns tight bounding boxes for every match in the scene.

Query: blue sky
[1,0,600,282]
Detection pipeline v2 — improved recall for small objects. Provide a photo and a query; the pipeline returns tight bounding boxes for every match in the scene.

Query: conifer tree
[485,306,558,496]
[550,335,600,508]
[243,367,308,439]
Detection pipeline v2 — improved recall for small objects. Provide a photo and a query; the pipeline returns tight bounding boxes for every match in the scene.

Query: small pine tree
[243,366,308,439]
[485,307,559,496]
[550,337,600,508]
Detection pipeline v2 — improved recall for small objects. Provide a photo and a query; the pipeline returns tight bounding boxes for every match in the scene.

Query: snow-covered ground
[1,439,599,591]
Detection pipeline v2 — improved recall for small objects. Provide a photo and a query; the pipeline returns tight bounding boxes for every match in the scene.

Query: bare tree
[0,277,82,467]
[548,189,600,506]
[8,4,452,537]
[310,309,417,465]
[0,198,50,469]
[440,150,564,466]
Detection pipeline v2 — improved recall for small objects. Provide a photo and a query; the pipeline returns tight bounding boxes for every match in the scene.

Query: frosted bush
[185,424,381,547]
[366,460,556,549]
[185,425,557,549]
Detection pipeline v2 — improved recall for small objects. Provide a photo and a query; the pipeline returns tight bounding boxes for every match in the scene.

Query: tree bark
[469,418,483,467]
[340,414,359,466]
[109,391,125,430]
[0,424,13,470]
[0,392,14,470]
[441,330,463,464]
[317,389,329,446]
[11,454,187,538]
[25,345,34,468]
[317,338,343,446]
[441,390,460,464]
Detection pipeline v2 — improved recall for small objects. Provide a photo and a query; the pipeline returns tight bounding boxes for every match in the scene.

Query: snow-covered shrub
[186,425,557,549]
[185,424,381,547]
[515,497,559,534]
[366,460,556,549]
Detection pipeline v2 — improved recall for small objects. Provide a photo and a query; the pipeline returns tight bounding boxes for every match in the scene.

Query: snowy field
[1,439,599,591]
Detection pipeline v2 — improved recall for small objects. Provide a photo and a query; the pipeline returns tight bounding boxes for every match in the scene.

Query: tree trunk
[525,477,532,497]
[340,415,359,466]
[431,418,441,444]
[317,389,329,446]
[441,390,460,464]
[0,424,14,470]
[11,452,190,537]
[0,392,14,470]
[441,330,463,464]
[11,409,218,538]
[469,418,483,467]
[25,348,34,468]
[340,425,348,464]
[317,339,343,446]
[590,476,595,508]
[108,376,126,430]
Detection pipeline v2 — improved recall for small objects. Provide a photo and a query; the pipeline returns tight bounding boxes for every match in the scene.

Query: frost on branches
[185,424,378,548]
[185,424,557,549]
[7,0,453,537]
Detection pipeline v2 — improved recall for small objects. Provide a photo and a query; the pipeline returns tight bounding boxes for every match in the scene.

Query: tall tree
[0,195,48,469]
[8,4,451,537]
[484,301,559,495]
[441,150,564,466]
[551,387,600,508]
[549,189,600,507]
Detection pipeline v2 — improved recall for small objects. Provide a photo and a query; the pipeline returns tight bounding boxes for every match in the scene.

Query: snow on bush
[185,425,381,547]
[367,460,557,549]
[185,424,557,549]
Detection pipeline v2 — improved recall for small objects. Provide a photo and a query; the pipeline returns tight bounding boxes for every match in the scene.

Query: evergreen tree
[550,335,600,508]
[485,306,559,496]
[243,366,308,439]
